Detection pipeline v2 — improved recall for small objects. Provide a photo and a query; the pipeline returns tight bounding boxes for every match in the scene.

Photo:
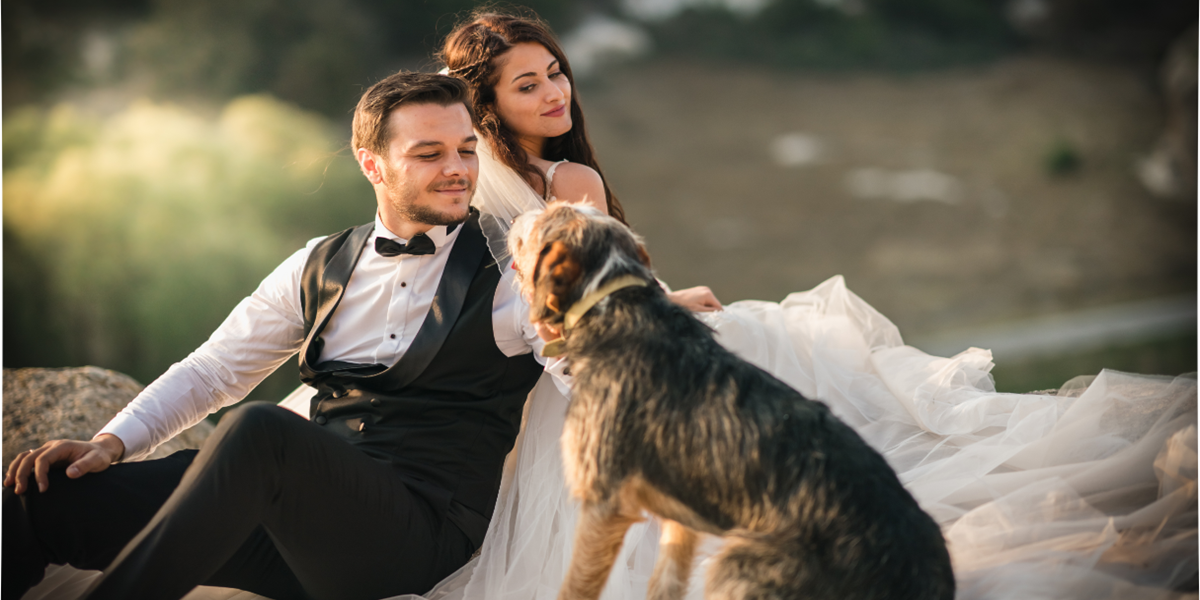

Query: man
[3,72,561,600]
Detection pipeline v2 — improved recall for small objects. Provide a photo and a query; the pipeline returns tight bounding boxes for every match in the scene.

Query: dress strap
[544,160,569,201]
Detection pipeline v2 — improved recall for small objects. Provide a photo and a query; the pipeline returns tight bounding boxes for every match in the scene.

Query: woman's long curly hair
[439,9,627,225]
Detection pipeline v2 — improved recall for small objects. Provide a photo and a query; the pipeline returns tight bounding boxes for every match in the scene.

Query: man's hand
[4,434,125,495]
[667,286,723,312]
[535,321,563,343]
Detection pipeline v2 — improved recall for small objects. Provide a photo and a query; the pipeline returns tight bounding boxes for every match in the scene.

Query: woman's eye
[549,71,563,79]
[520,84,535,92]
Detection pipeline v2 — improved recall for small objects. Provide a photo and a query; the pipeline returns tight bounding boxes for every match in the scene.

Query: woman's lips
[542,105,566,118]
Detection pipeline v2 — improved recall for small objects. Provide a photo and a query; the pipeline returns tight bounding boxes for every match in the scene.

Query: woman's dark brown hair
[439,9,627,225]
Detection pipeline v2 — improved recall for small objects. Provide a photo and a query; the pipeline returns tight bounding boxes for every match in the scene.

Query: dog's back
[567,288,955,600]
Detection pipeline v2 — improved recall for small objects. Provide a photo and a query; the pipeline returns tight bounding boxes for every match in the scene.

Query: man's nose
[439,152,460,175]
[442,152,467,177]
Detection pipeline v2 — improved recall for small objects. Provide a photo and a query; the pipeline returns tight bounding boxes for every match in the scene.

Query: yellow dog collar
[541,275,648,357]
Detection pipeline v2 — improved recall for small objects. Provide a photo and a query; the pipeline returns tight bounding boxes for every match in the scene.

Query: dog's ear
[636,243,652,268]
[535,240,582,315]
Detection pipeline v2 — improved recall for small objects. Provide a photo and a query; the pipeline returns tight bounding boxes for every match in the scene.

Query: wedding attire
[398,141,1197,600]
[6,210,565,600]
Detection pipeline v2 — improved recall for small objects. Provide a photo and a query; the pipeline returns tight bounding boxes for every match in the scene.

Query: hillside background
[4,0,1196,402]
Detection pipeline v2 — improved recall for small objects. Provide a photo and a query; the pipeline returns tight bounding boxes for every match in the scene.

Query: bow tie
[375,234,436,257]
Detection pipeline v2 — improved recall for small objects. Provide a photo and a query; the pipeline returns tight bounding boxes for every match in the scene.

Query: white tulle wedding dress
[24,142,1196,600]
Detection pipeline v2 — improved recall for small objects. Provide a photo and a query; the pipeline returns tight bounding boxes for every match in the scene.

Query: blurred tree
[1,0,151,109]
[644,0,1021,71]
[3,97,373,400]
[125,0,385,116]
[4,0,580,118]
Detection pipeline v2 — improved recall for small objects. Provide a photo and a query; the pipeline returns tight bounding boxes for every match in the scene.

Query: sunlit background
[4,0,1196,403]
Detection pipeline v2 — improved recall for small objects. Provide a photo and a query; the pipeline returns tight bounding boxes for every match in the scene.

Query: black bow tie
[375,234,436,257]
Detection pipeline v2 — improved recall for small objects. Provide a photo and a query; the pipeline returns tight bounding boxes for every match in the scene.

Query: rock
[3,366,214,470]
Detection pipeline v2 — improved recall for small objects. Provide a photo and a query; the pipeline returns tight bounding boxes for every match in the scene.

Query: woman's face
[492,42,572,150]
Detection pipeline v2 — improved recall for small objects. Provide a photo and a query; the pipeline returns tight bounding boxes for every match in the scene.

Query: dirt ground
[579,55,1197,340]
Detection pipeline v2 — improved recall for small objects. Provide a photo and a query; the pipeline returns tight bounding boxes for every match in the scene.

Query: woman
[418,9,1197,600]
[437,11,721,314]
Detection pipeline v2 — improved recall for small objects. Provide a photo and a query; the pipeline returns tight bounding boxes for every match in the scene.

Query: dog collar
[541,274,648,357]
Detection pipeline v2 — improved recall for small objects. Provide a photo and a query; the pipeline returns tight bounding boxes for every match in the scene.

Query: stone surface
[3,366,214,469]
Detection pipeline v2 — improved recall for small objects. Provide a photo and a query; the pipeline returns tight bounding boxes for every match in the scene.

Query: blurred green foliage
[1043,139,1082,176]
[3,96,372,399]
[992,334,1198,393]
[3,0,576,116]
[645,0,1019,70]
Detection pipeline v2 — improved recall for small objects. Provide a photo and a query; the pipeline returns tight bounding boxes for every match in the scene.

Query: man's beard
[385,172,473,226]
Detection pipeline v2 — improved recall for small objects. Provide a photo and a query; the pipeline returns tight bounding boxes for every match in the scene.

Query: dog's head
[508,203,653,326]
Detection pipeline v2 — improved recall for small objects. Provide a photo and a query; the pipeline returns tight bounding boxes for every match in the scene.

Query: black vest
[297,210,544,547]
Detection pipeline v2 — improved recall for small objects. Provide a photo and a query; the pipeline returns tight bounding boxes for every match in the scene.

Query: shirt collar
[372,214,461,250]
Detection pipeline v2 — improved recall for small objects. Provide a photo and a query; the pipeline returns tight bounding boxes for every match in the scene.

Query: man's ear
[357,148,385,185]
[535,240,582,314]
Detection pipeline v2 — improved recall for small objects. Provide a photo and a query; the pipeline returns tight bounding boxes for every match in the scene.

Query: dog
[508,203,955,600]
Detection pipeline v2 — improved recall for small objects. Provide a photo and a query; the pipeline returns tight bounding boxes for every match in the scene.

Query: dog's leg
[647,519,699,600]
[558,498,641,600]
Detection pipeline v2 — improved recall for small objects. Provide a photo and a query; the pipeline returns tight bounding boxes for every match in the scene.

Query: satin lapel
[373,210,488,390]
[299,223,374,376]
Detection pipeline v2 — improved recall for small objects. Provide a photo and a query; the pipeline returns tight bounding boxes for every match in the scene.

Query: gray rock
[3,366,214,470]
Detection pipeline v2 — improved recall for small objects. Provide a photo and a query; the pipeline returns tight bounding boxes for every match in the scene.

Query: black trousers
[3,403,473,600]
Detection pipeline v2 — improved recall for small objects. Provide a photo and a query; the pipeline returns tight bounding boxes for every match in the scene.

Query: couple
[8,9,1198,600]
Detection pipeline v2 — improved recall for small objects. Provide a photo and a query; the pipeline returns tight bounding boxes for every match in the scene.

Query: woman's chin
[544,118,573,139]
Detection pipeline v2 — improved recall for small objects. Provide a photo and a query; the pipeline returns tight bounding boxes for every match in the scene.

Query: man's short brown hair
[351,72,475,156]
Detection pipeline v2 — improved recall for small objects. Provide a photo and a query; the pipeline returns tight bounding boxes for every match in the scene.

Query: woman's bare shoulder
[548,162,607,214]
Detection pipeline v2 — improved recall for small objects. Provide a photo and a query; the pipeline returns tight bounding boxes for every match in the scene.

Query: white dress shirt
[99,215,566,461]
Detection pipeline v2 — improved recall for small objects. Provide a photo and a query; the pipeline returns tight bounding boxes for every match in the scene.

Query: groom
[3,72,559,600]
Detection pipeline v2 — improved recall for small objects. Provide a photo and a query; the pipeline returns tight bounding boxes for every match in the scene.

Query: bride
[406,9,1197,600]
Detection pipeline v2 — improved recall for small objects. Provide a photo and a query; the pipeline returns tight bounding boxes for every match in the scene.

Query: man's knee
[5,468,87,518]
[215,402,295,437]
[208,402,307,456]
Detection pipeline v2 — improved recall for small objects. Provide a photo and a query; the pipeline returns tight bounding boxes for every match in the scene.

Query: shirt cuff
[95,414,153,462]
[542,354,573,397]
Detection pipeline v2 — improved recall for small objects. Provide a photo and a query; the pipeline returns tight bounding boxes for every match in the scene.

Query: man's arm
[492,265,573,396]
[4,242,316,494]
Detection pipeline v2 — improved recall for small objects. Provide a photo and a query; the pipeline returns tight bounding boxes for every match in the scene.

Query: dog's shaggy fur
[509,204,955,600]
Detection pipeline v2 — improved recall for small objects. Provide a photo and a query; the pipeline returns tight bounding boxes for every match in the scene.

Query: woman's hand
[668,286,722,312]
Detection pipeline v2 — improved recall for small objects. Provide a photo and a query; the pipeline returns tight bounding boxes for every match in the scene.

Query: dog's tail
[705,530,954,600]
